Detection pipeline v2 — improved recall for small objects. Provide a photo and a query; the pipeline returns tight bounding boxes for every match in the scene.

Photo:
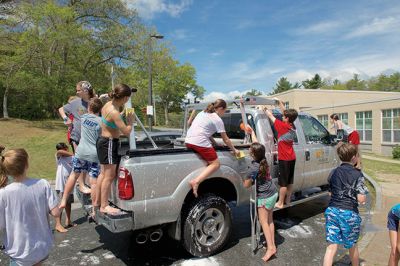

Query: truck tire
[182,193,232,257]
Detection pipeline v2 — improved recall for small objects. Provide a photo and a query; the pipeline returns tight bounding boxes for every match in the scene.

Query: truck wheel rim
[194,208,225,246]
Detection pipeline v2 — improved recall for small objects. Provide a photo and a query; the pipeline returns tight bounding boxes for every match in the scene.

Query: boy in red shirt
[264,99,298,208]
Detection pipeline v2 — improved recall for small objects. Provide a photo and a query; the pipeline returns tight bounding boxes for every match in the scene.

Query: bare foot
[189,180,199,198]
[262,248,276,262]
[274,203,284,209]
[79,186,91,194]
[100,205,121,215]
[59,199,67,209]
[55,225,68,233]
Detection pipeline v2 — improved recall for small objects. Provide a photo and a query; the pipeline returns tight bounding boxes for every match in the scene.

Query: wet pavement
[0,193,372,266]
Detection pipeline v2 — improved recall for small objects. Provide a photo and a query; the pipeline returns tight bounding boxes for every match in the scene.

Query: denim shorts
[72,157,100,178]
[325,206,361,249]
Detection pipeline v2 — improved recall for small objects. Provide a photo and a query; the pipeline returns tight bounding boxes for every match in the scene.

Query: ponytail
[204,102,215,113]
[0,145,7,188]
[258,158,270,182]
[108,83,134,100]
[249,142,270,181]
[204,99,227,113]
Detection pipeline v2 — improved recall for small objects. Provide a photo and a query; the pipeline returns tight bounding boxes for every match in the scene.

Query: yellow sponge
[235,151,245,159]
[125,107,135,116]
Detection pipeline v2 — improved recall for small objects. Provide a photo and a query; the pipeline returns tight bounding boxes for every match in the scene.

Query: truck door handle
[305,150,310,161]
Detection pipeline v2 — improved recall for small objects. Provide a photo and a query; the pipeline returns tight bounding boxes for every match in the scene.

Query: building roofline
[301,96,400,111]
[268,88,400,96]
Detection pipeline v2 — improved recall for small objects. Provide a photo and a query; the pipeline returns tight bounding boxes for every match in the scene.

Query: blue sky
[128,0,400,101]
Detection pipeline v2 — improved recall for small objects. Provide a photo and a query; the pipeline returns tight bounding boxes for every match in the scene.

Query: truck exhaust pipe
[149,228,163,242]
[135,232,148,244]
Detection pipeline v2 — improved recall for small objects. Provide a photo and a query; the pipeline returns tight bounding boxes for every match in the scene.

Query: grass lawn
[362,158,400,182]
[362,151,400,161]
[0,119,67,180]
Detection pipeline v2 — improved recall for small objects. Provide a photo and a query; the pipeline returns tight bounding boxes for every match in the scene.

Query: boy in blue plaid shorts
[323,143,368,266]
[59,98,103,215]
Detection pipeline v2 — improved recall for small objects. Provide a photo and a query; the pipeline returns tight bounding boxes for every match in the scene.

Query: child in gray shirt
[0,148,61,265]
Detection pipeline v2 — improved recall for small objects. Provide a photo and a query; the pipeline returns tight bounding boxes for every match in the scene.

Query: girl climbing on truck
[185,99,240,197]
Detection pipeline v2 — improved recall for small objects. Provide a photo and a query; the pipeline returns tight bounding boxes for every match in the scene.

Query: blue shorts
[387,210,399,231]
[72,157,100,178]
[325,207,361,249]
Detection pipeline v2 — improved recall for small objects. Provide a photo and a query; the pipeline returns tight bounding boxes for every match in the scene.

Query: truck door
[297,114,337,189]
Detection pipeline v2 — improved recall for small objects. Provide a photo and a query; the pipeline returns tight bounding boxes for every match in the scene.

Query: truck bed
[119,136,251,157]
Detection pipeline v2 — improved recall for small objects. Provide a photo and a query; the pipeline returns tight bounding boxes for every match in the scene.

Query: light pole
[148,34,164,131]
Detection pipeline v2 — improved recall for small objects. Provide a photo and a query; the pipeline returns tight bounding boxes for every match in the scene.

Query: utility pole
[148,34,164,131]
[111,65,115,89]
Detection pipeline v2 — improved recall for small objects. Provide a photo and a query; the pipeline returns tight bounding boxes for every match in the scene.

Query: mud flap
[250,180,261,254]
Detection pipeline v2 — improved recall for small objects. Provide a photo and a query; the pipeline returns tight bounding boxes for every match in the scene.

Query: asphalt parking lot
[1,192,373,266]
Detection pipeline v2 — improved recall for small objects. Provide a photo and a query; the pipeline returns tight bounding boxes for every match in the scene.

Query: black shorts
[96,137,120,165]
[278,159,296,187]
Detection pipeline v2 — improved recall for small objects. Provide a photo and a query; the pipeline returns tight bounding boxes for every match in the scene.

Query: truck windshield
[299,114,331,144]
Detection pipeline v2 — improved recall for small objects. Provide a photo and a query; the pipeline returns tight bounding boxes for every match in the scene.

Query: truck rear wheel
[182,194,232,257]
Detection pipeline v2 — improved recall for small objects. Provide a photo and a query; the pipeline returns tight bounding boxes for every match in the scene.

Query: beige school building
[264,89,400,156]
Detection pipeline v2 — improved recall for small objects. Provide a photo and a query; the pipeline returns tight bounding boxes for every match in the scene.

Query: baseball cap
[81,81,92,92]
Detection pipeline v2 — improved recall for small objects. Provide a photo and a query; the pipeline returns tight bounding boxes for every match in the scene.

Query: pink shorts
[348,131,360,145]
[186,143,218,162]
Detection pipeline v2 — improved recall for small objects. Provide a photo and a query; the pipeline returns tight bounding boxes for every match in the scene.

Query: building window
[356,111,372,142]
[338,113,348,125]
[317,115,329,129]
[382,109,400,143]
[284,102,289,109]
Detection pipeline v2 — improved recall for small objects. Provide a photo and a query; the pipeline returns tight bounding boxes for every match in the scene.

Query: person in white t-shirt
[185,99,240,197]
[330,114,362,169]
[0,148,61,265]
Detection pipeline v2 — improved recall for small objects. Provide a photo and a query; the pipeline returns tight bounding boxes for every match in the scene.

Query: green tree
[245,89,263,96]
[302,74,324,89]
[154,58,198,126]
[346,74,366,90]
[367,72,400,92]
[270,77,296,95]
[0,0,146,119]
[190,84,206,100]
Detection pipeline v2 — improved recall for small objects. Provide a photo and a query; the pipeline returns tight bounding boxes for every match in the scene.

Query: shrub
[393,145,400,159]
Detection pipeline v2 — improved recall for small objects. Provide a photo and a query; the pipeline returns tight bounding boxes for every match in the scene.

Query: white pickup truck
[76,96,340,257]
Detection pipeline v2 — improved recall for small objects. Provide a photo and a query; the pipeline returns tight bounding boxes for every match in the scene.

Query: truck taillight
[118,167,134,200]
